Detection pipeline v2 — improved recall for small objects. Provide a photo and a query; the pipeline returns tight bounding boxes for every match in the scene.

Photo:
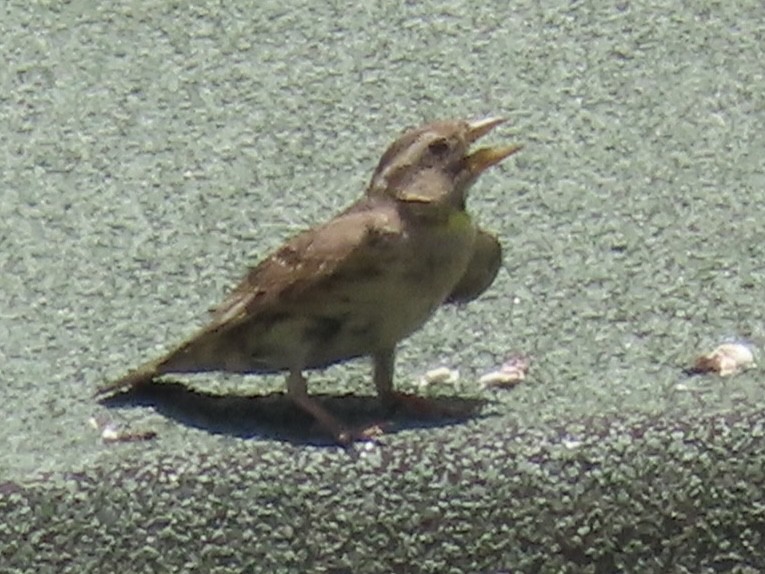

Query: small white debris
[562,438,583,450]
[418,367,460,388]
[479,370,524,388]
[692,342,755,377]
[358,440,379,454]
[89,415,157,444]
[480,355,530,389]
[101,425,121,443]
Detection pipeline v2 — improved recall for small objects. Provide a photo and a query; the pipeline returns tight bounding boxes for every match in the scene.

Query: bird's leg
[373,347,435,414]
[373,347,398,409]
[373,348,464,417]
[286,369,352,444]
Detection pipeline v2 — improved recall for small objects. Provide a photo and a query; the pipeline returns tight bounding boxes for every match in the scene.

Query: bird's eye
[427,138,450,156]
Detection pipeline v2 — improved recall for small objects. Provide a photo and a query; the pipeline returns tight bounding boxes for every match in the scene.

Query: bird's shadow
[98,380,487,446]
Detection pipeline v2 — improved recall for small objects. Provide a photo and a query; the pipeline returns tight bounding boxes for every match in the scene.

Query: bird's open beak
[465,117,522,174]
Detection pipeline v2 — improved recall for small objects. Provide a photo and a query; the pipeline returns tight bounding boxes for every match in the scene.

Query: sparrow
[97,117,521,443]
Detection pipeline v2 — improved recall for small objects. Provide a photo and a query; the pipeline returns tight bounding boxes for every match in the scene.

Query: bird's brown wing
[96,202,403,396]
[209,203,401,327]
[444,227,502,304]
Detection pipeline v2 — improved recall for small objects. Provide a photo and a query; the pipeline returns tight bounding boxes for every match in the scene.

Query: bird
[96,117,521,443]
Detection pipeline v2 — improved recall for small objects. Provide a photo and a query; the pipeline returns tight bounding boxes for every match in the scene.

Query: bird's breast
[210,211,478,372]
[369,211,477,339]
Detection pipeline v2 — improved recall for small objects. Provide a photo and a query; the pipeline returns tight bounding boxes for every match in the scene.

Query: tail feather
[95,358,162,398]
[95,328,222,398]
[96,322,255,398]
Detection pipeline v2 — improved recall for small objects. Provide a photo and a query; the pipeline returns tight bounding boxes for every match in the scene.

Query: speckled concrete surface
[2,1,765,572]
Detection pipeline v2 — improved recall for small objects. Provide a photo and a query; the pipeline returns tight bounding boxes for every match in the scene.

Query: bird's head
[367,117,521,211]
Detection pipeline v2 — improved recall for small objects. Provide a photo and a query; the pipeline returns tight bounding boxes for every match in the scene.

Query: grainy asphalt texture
[2,1,765,572]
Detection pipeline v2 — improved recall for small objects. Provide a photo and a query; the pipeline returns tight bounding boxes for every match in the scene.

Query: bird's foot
[336,422,389,445]
[289,392,388,446]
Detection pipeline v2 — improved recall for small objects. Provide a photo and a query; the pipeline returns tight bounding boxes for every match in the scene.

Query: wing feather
[444,227,502,304]
[209,201,402,329]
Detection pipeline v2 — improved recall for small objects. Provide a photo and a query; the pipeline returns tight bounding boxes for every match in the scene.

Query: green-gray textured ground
[2,1,765,572]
